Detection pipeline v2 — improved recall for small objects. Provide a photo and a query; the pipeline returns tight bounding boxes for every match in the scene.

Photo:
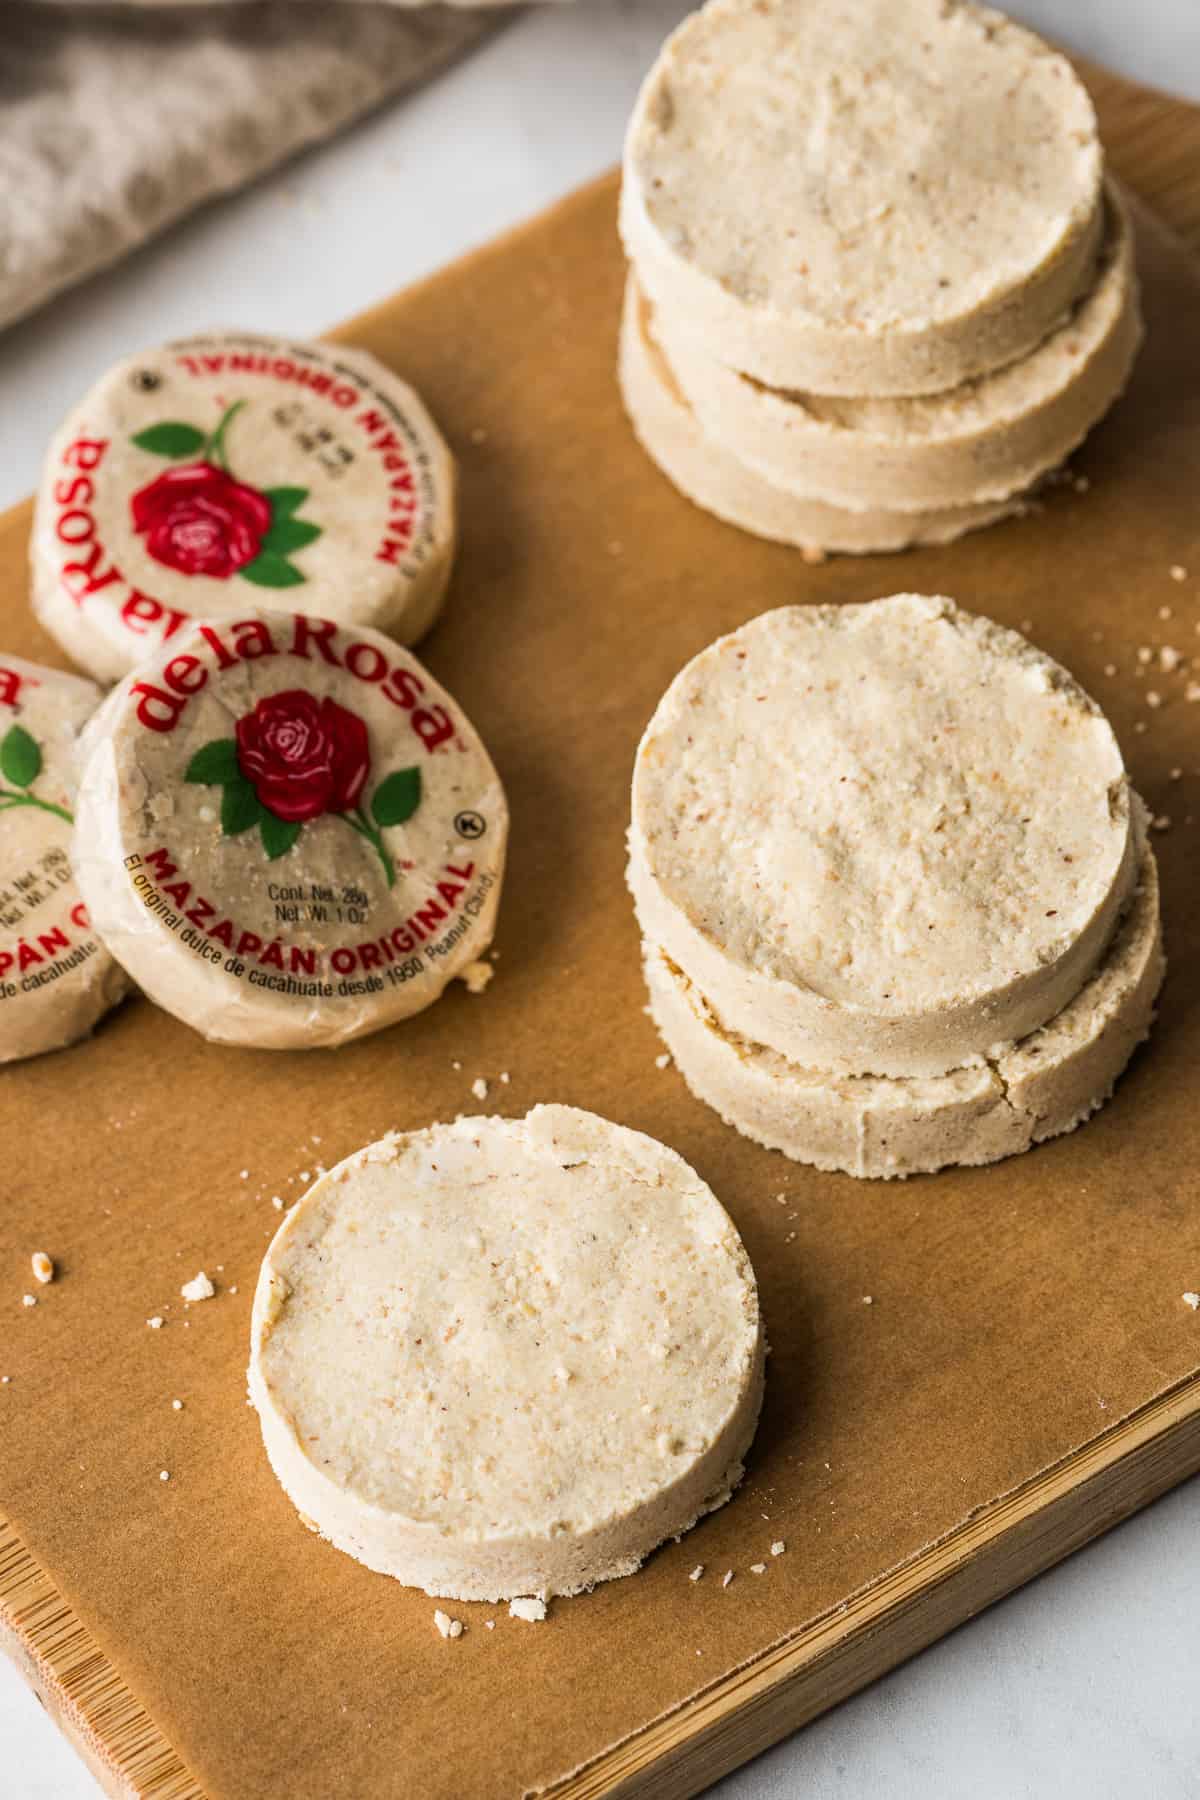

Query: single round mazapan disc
[248,1105,765,1601]
[0,656,127,1061]
[622,0,1103,395]
[31,333,456,684]
[72,611,507,1049]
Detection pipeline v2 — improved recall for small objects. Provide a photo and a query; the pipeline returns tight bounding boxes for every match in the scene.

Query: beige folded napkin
[1,3,509,333]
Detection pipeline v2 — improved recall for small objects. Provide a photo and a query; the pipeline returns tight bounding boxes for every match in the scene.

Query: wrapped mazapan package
[0,655,128,1061]
[72,612,507,1049]
[32,333,457,684]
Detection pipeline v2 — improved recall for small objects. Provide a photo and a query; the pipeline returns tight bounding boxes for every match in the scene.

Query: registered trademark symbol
[454,811,486,840]
[131,368,163,392]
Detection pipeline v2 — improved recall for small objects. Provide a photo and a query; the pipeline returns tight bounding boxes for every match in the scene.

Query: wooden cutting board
[2,54,1200,1800]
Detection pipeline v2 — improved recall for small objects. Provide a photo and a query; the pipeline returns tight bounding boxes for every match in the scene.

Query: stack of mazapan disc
[631,596,1165,1179]
[618,0,1142,556]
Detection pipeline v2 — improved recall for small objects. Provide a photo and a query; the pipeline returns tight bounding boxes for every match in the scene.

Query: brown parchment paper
[2,132,1200,1800]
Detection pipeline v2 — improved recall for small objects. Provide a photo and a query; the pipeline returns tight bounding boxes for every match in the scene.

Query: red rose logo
[128,400,323,588]
[235,691,369,823]
[186,665,424,885]
[131,462,272,579]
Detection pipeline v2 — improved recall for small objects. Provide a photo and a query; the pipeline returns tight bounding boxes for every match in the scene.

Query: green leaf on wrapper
[263,518,322,557]
[371,767,422,829]
[131,422,207,459]
[260,813,302,861]
[262,486,308,519]
[221,778,263,837]
[240,552,306,589]
[0,725,41,789]
[184,739,241,785]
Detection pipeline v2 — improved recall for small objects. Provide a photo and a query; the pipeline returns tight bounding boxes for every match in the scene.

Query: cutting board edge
[0,1518,201,1800]
[4,1370,1198,1800]
[545,1371,1200,1798]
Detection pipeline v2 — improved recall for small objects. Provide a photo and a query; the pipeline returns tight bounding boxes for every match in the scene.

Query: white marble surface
[1,3,1198,1795]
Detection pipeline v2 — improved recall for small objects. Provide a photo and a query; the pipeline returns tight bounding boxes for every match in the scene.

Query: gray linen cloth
[0,4,510,332]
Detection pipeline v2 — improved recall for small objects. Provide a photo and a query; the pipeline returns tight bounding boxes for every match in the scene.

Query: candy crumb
[21,1294,36,1309]
[1184,1293,1200,1311]
[433,1610,464,1639]
[655,1053,672,1070]
[721,1570,734,1589]
[471,1077,489,1102]
[750,1563,767,1575]
[771,1541,786,1556]
[509,1597,547,1622]
[689,1565,704,1582]
[147,1316,164,1329]
[180,1272,215,1303]
[31,1253,53,1285]
[460,960,494,996]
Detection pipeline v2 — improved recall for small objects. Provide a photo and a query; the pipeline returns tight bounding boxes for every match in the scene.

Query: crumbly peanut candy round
[648,187,1141,512]
[0,656,127,1062]
[248,1105,765,1600]
[618,281,1016,554]
[72,611,506,1049]
[630,596,1137,1079]
[644,841,1163,1180]
[622,0,1103,397]
[31,333,456,684]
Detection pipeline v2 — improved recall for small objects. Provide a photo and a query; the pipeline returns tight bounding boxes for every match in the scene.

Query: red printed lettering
[232,619,277,660]
[163,654,207,698]
[196,624,238,671]
[290,616,341,668]
[121,594,191,642]
[60,543,122,604]
[131,682,187,733]
[63,438,108,472]
[53,476,94,508]
[345,641,386,683]
[412,705,454,753]
[0,667,28,709]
